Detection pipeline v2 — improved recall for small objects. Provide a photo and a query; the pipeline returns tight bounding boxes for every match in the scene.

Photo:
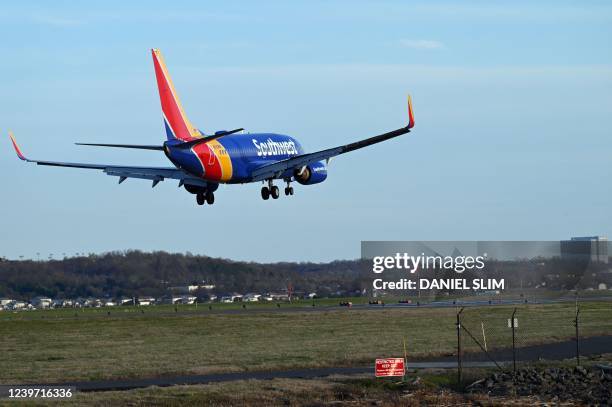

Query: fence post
[456,307,464,385]
[575,304,580,366]
[511,307,517,374]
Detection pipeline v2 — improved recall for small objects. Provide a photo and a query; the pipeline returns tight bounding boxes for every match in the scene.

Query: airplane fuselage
[164,133,321,184]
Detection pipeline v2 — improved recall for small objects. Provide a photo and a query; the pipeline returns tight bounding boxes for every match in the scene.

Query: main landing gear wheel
[206,192,215,205]
[270,185,280,199]
[261,187,270,200]
[196,193,205,206]
[284,187,294,196]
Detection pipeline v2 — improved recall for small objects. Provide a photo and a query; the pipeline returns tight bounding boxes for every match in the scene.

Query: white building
[243,293,261,302]
[31,296,53,309]
[168,285,200,293]
[138,297,155,306]
[162,295,183,304]
[268,292,290,301]
[119,297,134,306]
[180,295,197,305]
[0,298,14,306]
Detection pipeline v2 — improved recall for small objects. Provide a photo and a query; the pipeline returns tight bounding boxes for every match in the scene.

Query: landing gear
[284,179,294,196]
[261,186,279,199]
[261,179,280,200]
[261,179,295,200]
[196,191,215,205]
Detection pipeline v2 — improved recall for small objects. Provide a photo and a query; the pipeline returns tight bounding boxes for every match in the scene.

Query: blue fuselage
[164,133,308,183]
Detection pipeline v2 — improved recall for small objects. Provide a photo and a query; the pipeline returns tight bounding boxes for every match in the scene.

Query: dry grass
[0,302,610,384]
[0,376,570,406]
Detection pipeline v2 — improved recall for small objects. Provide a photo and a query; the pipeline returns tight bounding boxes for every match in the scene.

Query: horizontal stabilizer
[75,143,164,151]
[175,128,244,149]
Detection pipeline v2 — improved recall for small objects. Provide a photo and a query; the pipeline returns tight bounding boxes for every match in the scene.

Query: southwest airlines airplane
[9,49,415,206]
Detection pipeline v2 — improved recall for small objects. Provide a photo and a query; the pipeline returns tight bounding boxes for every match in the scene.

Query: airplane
[9,49,415,206]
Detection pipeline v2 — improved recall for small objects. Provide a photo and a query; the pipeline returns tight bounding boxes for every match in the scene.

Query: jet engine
[293,161,328,185]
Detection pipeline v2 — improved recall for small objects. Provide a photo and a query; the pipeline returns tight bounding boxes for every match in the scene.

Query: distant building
[161,295,183,304]
[200,294,217,302]
[118,297,134,306]
[268,292,290,301]
[0,298,14,306]
[52,299,73,308]
[243,293,261,302]
[561,236,608,263]
[31,296,53,309]
[168,285,200,294]
[220,294,242,303]
[138,297,155,306]
[179,295,197,305]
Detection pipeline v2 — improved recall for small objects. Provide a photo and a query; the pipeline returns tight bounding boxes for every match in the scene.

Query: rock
[575,365,587,376]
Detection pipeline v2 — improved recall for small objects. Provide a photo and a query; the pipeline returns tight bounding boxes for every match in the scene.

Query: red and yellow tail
[151,49,201,141]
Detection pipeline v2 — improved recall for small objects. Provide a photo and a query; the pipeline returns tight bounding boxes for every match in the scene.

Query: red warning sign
[375,358,405,377]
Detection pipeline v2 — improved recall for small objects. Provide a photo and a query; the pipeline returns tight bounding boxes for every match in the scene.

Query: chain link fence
[454,299,612,383]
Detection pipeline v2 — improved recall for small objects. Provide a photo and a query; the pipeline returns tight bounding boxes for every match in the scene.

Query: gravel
[467,365,612,405]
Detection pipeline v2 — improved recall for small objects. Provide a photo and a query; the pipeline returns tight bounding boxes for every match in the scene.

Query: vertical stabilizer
[151,49,201,141]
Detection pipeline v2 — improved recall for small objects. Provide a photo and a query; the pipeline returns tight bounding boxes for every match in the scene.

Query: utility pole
[575,301,580,366]
[456,307,464,384]
[511,308,517,374]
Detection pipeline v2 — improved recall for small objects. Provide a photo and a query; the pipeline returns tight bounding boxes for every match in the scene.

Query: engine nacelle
[294,161,328,185]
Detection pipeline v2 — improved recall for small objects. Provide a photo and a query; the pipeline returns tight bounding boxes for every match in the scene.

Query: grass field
[0,301,610,384]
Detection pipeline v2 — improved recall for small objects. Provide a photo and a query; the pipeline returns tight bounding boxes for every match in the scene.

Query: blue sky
[0,1,611,262]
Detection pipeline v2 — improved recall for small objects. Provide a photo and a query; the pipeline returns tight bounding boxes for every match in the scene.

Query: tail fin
[151,49,201,141]
[407,95,415,129]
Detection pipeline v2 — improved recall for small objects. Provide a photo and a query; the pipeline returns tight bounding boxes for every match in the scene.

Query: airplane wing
[250,96,415,182]
[9,132,208,188]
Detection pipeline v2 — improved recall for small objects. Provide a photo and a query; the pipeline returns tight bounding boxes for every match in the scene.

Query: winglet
[8,131,27,161]
[407,95,415,129]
